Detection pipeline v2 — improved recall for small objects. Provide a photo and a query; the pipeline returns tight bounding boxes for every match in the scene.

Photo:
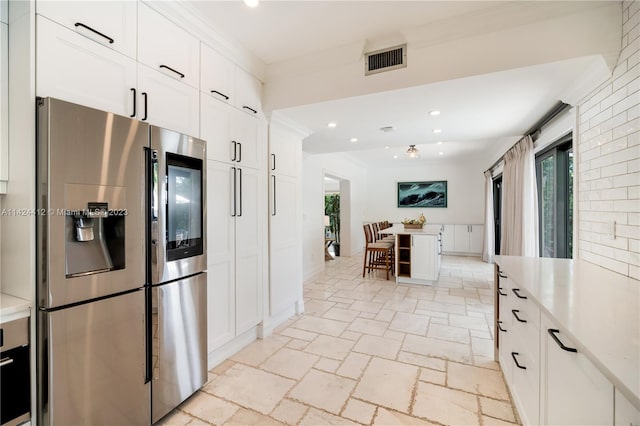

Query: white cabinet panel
[615,388,640,426]
[233,112,260,170]
[441,224,455,252]
[201,43,234,105]
[0,21,7,188]
[542,314,613,426]
[138,3,199,89]
[454,224,470,252]
[36,16,137,118]
[36,0,137,58]
[469,224,484,253]
[235,167,262,335]
[137,64,199,137]
[201,95,235,163]
[0,0,7,25]
[235,66,261,115]
[206,160,236,350]
[269,123,300,178]
[411,234,438,281]
[269,175,298,315]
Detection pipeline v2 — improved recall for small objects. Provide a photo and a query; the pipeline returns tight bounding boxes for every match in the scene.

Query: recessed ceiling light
[243,0,259,7]
[384,146,390,149]
[328,122,337,128]
[350,137,358,143]
[393,155,398,159]
[433,129,442,134]
[439,152,444,155]
[437,141,443,145]
[429,110,441,116]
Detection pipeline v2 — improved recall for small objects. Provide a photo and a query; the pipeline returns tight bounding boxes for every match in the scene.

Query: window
[535,135,573,258]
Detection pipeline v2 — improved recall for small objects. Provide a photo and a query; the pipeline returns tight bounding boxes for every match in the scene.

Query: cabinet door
[469,224,484,254]
[36,0,137,58]
[411,235,437,281]
[0,21,7,187]
[542,317,613,426]
[233,111,261,170]
[454,224,470,252]
[37,16,137,118]
[497,277,513,381]
[615,388,640,426]
[138,64,199,137]
[138,3,200,89]
[201,43,235,105]
[235,67,262,115]
[441,224,455,252]
[201,95,235,164]
[269,174,299,316]
[269,123,301,178]
[235,167,262,335]
[0,0,7,25]
[206,160,236,350]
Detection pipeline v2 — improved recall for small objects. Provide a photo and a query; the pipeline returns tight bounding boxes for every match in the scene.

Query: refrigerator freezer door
[39,290,149,426]
[151,273,207,423]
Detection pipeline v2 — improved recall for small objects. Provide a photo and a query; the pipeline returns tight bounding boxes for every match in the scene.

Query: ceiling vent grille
[365,44,407,76]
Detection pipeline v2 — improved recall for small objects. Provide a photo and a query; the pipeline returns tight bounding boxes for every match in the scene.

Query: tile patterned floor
[159,254,521,426]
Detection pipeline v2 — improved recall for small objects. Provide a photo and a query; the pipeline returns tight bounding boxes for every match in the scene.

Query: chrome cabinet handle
[512,288,527,299]
[512,309,526,323]
[548,329,577,353]
[0,357,14,367]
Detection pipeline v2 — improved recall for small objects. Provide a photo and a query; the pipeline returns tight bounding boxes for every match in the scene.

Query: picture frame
[397,180,447,208]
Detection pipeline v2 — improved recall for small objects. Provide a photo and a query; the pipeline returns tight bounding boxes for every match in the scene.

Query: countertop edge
[0,293,33,324]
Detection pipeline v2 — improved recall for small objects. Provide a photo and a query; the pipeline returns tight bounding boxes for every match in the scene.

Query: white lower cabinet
[410,234,440,281]
[541,312,613,426]
[615,388,640,426]
[206,160,262,352]
[442,224,483,254]
[36,15,137,118]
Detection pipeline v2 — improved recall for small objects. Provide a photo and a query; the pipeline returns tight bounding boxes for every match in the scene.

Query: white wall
[363,159,485,225]
[302,152,367,280]
[576,0,639,279]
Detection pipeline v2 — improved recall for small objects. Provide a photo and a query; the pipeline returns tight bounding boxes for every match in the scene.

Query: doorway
[323,173,351,259]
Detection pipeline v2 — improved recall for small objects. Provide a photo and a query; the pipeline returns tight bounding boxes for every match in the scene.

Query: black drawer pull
[243,105,257,114]
[74,22,114,44]
[211,90,229,100]
[141,92,148,121]
[130,88,136,118]
[497,287,507,296]
[512,288,527,299]
[512,309,526,323]
[511,352,526,369]
[498,271,507,278]
[497,321,506,332]
[159,65,185,79]
[548,329,577,353]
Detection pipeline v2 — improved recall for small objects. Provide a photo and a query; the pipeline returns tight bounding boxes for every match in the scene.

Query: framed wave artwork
[397,180,447,208]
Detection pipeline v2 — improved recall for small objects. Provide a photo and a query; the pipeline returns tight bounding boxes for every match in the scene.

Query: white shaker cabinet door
[36,16,137,118]
[138,3,200,89]
[233,111,261,170]
[269,174,298,316]
[454,224,470,252]
[441,224,455,252]
[201,43,235,105]
[234,167,263,335]
[36,0,137,59]
[235,66,262,115]
[615,388,640,426]
[411,235,437,281]
[137,64,199,137]
[206,160,236,351]
[201,95,235,164]
[269,123,301,178]
[469,224,484,254]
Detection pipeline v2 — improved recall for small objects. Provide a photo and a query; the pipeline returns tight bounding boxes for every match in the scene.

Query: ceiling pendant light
[406,145,420,158]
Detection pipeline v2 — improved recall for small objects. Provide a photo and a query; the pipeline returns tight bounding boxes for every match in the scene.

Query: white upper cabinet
[233,112,260,169]
[235,67,262,115]
[36,16,137,118]
[269,124,300,178]
[0,0,7,25]
[137,64,199,137]
[137,3,199,89]
[201,95,235,163]
[36,0,137,59]
[201,43,235,105]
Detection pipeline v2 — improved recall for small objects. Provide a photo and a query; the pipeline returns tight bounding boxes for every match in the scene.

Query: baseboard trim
[207,327,258,370]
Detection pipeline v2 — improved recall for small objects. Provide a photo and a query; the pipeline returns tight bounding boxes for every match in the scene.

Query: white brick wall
[577,1,640,279]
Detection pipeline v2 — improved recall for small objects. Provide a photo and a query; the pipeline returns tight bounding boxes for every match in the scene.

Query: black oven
[1,317,30,426]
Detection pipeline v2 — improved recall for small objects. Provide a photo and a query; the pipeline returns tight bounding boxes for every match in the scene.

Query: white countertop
[0,293,32,323]
[495,255,640,408]
[379,224,443,235]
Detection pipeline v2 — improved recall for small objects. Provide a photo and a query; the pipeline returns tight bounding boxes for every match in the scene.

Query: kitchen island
[494,255,639,425]
[379,224,442,285]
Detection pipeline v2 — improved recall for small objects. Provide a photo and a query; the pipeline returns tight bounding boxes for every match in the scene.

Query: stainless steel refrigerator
[36,97,207,425]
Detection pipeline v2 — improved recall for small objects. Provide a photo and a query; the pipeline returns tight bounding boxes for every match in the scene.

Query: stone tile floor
[160,254,520,426]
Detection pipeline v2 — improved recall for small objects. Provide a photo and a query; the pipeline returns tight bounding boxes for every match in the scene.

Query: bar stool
[362,224,394,280]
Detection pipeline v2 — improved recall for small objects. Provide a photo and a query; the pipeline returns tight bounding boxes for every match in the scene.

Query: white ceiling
[186,1,614,165]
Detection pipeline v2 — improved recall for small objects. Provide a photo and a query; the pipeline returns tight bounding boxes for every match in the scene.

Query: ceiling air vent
[365,44,407,76]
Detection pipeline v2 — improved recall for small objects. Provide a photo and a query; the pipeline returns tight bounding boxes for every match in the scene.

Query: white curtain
[501,136,539,257]
[482,170,495,263]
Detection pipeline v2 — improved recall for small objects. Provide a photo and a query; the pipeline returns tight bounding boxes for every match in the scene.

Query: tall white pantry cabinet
[26,1,302,367]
